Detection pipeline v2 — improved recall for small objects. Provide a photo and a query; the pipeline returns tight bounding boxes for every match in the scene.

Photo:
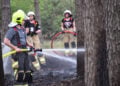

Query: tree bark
[75,0,85,79]
[34,0,43,43]
[0,0,2,32]
[0,0,4,85]
[0,33,4,86]
[106,0,120,86]
[1,0,11,40]
[84,0,109,86]
[34,0,41,25]
[75,0,84,47]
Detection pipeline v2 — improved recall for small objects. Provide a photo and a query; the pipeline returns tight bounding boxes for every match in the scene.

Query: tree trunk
[34,0,41,25]
[84,0,109,86]
[75,0,84,47]
[75,0,85,79]
[1,0,11,40]
[106,0,120,86]
[0,0,2,33]
[0,33,4,86]
[0,0,5,85]
[34,0,43,44]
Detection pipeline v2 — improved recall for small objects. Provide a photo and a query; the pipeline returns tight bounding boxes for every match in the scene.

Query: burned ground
[4,51,84,86]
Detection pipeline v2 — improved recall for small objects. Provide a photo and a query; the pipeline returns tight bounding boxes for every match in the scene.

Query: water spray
[2,48,85,66]
[3,48,85,58]
[37,51,77,65]
[42,48,85,52]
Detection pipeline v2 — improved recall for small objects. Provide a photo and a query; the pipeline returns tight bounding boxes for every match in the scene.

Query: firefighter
[25,11,41,49]
[25,11,46,70]
[4,10,33,83]
[61,10,76,56]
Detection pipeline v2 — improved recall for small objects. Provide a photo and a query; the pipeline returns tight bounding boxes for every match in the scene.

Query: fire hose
[51,30,77,48]
[2,48,42,58]
[50,31,77,55]
[3,31,77,58]
[3,48,44,74]
[3,49,28,58]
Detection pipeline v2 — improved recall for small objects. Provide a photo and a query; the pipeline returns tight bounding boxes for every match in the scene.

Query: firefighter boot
[64,43,70,56]
[64,42,69,48]
[17,72,24,82]
[71,41,77,56]
[24,72,33,83]
[71,41,76,48]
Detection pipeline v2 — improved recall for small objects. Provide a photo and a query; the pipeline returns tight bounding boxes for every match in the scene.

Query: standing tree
[34,0,41,25]
[34,0,43,43]
[0,34,4,86]
[75,0,84,47]
[1,0,11,40]
[75,0,85,79]
[84,0,109,86]
[0,0,1,32]
[106,0,120,86]
[0,0,5,85]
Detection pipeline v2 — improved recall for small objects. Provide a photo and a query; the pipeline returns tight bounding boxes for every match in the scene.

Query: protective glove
[27,46,34,52]
[62,30,65,34]
[74,32,77,37]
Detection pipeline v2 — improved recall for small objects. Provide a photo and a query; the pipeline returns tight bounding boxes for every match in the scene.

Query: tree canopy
[11,0,75,38]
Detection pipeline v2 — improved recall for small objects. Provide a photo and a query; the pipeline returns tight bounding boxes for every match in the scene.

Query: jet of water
[42,48,85,52]
[37,51,77,65]
[37,48,85,65]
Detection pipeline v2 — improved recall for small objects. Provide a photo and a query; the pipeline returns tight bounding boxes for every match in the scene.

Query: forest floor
[4,51,84,86]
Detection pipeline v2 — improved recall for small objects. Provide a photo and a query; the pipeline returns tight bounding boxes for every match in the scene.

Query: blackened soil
[4,53,84,86]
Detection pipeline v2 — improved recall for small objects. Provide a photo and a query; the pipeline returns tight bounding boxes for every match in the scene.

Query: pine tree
[1,0,11,40]
[84,0,109,86]
[106,0,120,86]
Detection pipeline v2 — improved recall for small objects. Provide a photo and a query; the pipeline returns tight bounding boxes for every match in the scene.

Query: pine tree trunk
[0,0,4,85]
[75,0,84,47]
[0,0,2,33]
[84,0,109,86]
[1,0,11,40]
[106,0,120,86]
[0,34,4,86]
[34,0,43,43]
[34,0,41,25]
[75,0,85,79]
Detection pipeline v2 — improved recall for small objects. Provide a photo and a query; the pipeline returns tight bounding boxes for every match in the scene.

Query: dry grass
[42,40,64,49]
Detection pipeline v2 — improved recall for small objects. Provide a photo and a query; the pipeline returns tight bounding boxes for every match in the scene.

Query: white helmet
[27,11,35,16]
[64,10,72,15]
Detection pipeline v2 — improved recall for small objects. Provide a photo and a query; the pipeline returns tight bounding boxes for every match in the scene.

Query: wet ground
[30,52,77,86]
[4,50,83,86]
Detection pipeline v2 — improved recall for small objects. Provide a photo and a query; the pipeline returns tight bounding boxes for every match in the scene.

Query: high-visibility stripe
[14,84,28,86]
[14,69,18,77]
[33,56,41,70]
[12,62,18,68]
[40,56,46,64]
